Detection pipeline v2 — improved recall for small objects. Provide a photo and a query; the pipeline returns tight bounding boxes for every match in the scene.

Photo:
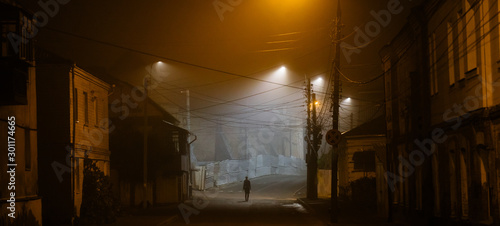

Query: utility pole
[184,90,191,131]
[182,89,192,199]
[331,0,342,222]
[311,92,319,199]
[305,78,315,199]
[143,75,149,209]
[350,113,354,130]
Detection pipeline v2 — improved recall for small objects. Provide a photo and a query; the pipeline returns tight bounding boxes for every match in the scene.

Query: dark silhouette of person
[243,176,251,201]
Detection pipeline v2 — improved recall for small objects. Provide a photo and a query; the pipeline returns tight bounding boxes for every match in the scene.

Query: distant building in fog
[0,2,41,225]
[381,0,500,224]
[36,50,112,224]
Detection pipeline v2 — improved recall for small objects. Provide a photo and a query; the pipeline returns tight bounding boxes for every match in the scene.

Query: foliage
[0,205,40,226]
[317,148,332,169]
[79,157,120,225]
[338,177,377,212]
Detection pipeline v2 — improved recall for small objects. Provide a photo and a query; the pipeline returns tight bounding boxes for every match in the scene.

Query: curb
[296,198,316,215]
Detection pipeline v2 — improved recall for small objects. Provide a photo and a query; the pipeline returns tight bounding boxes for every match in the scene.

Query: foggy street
[2,0,500,225]
[170,175,325,225]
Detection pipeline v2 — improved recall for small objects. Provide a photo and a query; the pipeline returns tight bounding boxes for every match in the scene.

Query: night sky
[18,0,422,130]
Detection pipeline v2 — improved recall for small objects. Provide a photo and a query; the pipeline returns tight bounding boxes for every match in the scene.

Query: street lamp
[143,60,163,208]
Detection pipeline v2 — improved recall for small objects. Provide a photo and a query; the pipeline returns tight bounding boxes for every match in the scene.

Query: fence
[194,154,306,189]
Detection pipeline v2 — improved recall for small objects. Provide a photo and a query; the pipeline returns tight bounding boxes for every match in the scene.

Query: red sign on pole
[325,129,341,145]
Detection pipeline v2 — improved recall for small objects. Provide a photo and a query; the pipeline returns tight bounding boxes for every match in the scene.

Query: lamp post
[331,0,342,222]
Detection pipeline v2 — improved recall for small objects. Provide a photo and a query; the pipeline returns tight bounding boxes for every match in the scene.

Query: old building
[338,116,388,217]
[108,79,191,206]
[381,0,500,224]
[0,2,41,225]
[36,50,112,224]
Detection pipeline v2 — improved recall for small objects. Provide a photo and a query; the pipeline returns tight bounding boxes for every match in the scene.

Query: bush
[338,177,377,212]
[350,177,377,211]
[79,157,120,224]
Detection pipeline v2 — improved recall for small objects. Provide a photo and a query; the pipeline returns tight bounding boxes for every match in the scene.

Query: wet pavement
[111,175,410,225]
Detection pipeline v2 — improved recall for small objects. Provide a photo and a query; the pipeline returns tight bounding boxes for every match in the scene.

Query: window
[432,153,441,216]
[447,22,456,86]
[83,91,89,125]
[1,23,17,57]
[429,33,438,95]
[173,130,180,153]
[416,167,422,210]
[498,0,500,56]
[352,150,375,172]
[74,88,78,122]
[25,129,31,171]
[1,14,35,61]
[94,98,98,126]
[458,11,466,80]
[465,0,477,73]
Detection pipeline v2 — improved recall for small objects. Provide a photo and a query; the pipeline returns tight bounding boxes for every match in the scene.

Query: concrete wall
[317,170,332,198]
[202,154,306,188]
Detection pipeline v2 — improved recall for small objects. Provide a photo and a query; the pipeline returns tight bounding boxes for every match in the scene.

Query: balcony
[0,3,34,106]
[0,3,35,63]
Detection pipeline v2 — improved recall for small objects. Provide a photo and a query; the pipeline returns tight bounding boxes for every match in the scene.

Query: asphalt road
[169,174,326,225]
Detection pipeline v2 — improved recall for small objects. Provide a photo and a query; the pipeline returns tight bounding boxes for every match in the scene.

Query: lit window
[447,22,455,86]
[74,88,78,122]
[83,91,89,125]
[465,0,477,73]
[94,98,98,126]
[457,11,466,80]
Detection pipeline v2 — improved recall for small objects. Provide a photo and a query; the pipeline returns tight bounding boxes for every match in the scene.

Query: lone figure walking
[243,176,251,201]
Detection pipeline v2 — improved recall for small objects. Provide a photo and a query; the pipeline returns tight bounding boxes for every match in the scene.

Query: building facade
[0,3,41,225]
[338,117,388,217]
[37,51,111,224]
[108,79,191,206]
[381,0,500,224]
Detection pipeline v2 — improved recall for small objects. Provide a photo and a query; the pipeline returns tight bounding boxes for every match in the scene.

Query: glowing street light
[268,65,288,81]
[313,77,323,86]
[276,66,287,76]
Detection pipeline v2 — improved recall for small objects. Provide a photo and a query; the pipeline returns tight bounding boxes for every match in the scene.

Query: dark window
[353,151,375,172]
[0,14,35,61]
[0,64,28,106]
[0,22,17,57]
[25,129,31,171]
[172,130,179,153]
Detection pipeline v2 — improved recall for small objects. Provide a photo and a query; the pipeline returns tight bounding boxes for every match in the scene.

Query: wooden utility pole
[311,93,319,199]
[306,78,320,199]
[350,113,354,130]
[305,78,316,199]
[331,0,342,222]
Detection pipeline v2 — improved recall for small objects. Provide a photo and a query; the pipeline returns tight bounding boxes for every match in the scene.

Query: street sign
[325,129,341,145]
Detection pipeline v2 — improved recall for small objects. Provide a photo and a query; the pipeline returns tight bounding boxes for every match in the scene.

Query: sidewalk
[297,198,409,226]
[109,204,179,226]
